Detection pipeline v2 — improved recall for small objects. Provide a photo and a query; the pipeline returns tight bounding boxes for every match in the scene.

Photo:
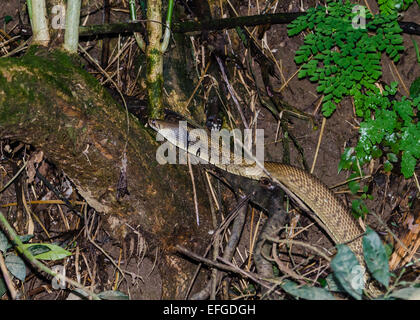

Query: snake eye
[148,119,157,129]
[259,177,275,190]
[259,177,270,185]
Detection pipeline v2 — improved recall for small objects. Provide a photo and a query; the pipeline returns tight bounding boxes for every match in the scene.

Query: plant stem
[412,36,420,64]
[26,0,33,28]
[129,0,146,52]
[146,0,164,118]
[0,210,100,300]
[64,0,81,53]
[31,0,50,45]
[160,0,174,52]
[0,251,17,299]
[128,0,136,21]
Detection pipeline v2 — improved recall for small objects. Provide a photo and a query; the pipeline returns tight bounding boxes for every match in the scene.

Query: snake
[148,119,381,297]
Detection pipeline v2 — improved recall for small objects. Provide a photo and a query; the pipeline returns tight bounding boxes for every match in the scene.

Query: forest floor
[0,0,419,300]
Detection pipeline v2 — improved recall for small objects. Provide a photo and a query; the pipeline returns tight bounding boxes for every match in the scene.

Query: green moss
[65,126,78,149]
[21,46,74,77]
[147,49,162,71]
[0,46,109,143]
[11,47,101,101]
[147,76,164,118]
[0,71,33,124]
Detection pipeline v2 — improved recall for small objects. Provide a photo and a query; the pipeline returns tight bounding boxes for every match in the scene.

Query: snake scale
[149,119,381,296]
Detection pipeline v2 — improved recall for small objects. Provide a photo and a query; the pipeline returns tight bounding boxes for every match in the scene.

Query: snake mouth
[147,119,158,129]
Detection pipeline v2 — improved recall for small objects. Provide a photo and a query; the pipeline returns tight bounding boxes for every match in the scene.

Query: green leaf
[412,38,420,64]
[384,243,393,258]
[371,145,383,158]
[362,228,390,287]
[400,124,420,157]
[4,16,13,24]
[384,160,393,172]
[324,93,333,101]
[294,55,306,64]
[69,289,91,300]
[348,180,360,194]
[18,234,34,244]
[389,287,420,300]
[0,278,6,298]
[410,77,420,99]
[322,101,337,117]
[394,100,414,125]
[26,244,51,256]
[298,69,307,78]
[351,71,363,81]
[387,153,398,162]
[401,151,417,178]
[309,75,319,82]
[0,233,34,253]
[330,244,365,299]
[352,199,369,217]
[288,1,405,119]
[318,278,327,288]
[325,274,346,293]
[98,290,130,300]
[281,280,336,300]
[5,254,26,281]
[0,231,8,253]
[338,147,355,172]
[22,243,72,261]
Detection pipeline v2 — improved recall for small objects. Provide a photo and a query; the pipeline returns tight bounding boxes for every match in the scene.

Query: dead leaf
[27,151,44,183]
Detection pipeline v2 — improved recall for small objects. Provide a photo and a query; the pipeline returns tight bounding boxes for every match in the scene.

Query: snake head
[148,119,162,131]
[148,119,189,148]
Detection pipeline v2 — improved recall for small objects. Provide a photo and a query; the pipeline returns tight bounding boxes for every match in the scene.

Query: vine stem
[160,0,174,52]
[146,0,164,118]
[0,250,17,299]
[129,0,146,52]
[0,210,101,300]
[310,117,326,174]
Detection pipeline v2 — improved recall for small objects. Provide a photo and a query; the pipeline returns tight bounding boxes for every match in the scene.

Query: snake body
[149,119,380,295]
